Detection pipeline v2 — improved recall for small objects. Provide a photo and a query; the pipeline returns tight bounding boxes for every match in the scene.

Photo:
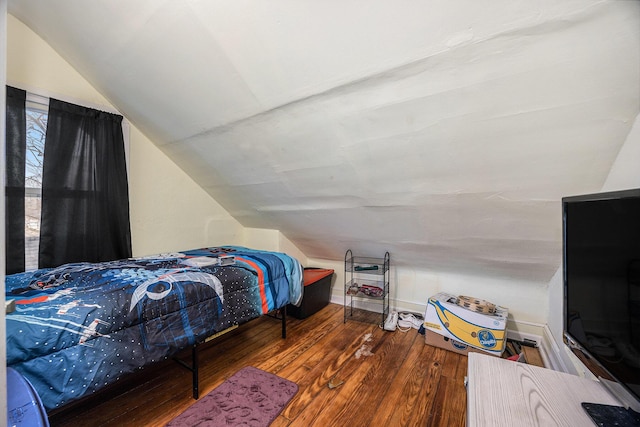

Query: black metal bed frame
[173,306,287,399]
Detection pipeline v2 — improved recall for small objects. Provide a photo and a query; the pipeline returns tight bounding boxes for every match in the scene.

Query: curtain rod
[7,81,123,116]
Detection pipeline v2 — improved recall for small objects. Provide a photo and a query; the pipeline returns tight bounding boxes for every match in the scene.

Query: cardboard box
[423,292,508,356]
[424,330,489,357]
[287,268,334,319]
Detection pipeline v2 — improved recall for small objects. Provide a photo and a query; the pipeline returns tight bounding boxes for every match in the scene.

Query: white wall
[242,227,308,266]
[309,254,548,336]
[6,14,309,261]
[6,15,250,257]
[311,114,640,341]
[601,115,640,192]
[548,112,640,374]
[310,117,640,361]
[1,0,8,419]
[127,120,248,255]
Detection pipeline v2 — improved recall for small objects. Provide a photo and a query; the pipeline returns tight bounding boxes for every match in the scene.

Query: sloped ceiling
[8,0,640,281]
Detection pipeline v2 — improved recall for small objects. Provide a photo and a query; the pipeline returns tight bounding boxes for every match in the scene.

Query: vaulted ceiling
[8,0,640,281]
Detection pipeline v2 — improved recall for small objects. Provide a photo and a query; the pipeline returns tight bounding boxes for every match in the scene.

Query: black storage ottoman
[288,267,334,319]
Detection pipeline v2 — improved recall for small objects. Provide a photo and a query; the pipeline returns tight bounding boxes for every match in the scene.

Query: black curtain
[5,86,27,274]
[39,98,132,268]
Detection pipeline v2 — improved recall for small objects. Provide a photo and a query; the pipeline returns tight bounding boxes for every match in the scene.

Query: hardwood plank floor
[49,303,468,427]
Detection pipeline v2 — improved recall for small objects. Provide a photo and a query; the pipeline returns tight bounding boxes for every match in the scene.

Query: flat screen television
[563,188,640,411]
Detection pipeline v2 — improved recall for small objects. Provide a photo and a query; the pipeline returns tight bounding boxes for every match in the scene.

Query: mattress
[5,246,303,411]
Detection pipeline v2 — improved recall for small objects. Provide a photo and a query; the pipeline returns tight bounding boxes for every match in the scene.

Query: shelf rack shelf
[344,249,390,326]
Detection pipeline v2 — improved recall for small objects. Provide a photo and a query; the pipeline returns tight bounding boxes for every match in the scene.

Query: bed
[5,246,303,412]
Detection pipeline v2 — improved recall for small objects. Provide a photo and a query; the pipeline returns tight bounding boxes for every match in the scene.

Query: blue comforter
[5,246,303,411]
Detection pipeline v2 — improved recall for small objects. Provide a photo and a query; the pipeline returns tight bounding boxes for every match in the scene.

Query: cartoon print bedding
[5,246,303,411]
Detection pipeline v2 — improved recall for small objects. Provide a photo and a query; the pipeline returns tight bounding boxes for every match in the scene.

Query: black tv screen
[563,188,640,405]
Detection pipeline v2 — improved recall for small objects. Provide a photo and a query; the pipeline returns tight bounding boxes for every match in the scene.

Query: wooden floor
[49,303,468,427]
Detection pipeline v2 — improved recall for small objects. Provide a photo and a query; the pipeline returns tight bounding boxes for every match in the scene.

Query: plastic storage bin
[288,268,334,319]
[7,367,49,427]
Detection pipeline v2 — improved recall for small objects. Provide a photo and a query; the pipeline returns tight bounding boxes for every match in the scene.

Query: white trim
[2,1,9,418]
[331,293,571,372]
[540,324,570,373]
[26,91,48,111]
[503,324,565,371]
[122,119,131,178]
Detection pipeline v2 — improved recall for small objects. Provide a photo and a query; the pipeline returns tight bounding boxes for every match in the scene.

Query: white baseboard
[539,325,570,372]
[331,293,569,372]
[330,293,426,315]
[335,294,392,315]
[503,324,569,372]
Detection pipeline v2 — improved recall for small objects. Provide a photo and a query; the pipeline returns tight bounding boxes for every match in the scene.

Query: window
[24,94,48,270]
[6,87,131,272]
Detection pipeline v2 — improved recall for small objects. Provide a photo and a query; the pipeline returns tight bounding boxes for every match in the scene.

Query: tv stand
[467,353,624,426]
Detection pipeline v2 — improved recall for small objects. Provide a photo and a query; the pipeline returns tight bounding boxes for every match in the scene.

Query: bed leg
[192,344,199,399]
[281,305,287,339]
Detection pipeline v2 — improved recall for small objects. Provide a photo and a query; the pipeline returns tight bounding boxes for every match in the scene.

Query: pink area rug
[166,366,298,427]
